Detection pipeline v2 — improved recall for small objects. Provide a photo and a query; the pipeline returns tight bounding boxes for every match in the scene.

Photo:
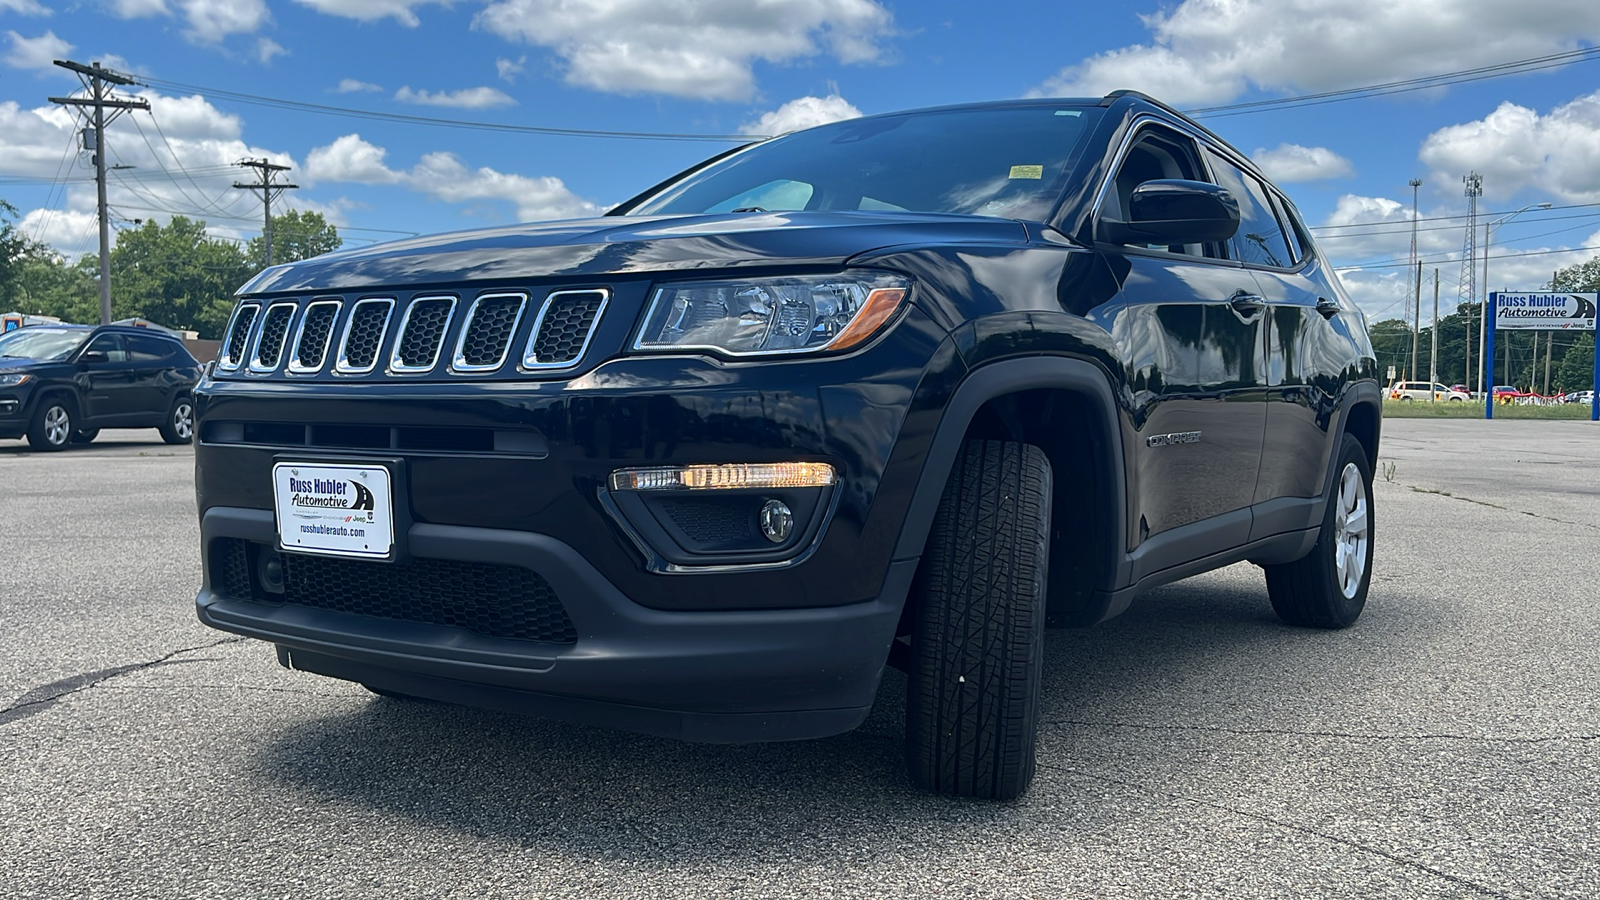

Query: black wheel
[25,397,74,451]
[1264,434,1373,629]
[71,428,99,444]
[906,439,1050,800]
[158,396,194,445]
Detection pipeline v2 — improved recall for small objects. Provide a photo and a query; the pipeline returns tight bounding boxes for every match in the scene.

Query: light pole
[1478,202,1552,395]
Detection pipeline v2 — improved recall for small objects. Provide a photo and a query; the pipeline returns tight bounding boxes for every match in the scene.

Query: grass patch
[1382,399,1593,419]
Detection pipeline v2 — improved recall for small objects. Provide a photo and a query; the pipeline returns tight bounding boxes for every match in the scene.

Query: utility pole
[234,159,298,267]
[49,59,149,325]
[1430,268,1440,400]
[1544,270,1556,394]
[1408,178,1422,383]
[1458,172,1482,393]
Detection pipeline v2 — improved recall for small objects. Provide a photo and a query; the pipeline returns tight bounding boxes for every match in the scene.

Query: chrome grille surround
[217,302,261,372]
[522,289,609,371]
[248,302,298,373]
[452,292,527,374]
[388,295,457,375]
[334,298,396,375]
[287,299,342,374]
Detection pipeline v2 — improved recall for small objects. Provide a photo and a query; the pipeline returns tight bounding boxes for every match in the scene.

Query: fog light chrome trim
[609,462,836,492]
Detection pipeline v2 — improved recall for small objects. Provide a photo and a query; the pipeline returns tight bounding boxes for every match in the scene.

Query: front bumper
[197,507,913,742]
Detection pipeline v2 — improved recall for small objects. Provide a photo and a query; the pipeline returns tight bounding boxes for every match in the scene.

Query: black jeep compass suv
[194,92,1380,799]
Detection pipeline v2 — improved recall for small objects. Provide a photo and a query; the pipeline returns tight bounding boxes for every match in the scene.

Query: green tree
[246,209,341,269]
[1,200,31,309]
[1555,333,1595,394]
[110,216,252,339]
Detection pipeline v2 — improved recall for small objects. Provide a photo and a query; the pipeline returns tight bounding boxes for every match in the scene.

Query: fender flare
[890,355,1127,597]
[1319,380,1383,505]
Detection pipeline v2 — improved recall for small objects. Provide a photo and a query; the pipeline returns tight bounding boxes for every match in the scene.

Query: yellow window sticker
[1009,165,1044,180]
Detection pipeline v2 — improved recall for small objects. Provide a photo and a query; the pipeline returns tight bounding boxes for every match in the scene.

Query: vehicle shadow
[252,573,1408,858]
[0,433,175,455]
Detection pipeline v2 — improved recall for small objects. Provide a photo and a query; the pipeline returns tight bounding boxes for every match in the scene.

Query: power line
[1336,243,1600,272]
[1187,45,1600,118]
[133,75,759,142]
[233,158,298,265]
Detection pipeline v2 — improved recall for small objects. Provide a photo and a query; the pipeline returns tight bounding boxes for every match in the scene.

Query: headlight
[0,373,32,387]
[633,273,908,356]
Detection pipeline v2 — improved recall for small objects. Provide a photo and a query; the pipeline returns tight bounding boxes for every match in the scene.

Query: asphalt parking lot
[2,420,1597,899]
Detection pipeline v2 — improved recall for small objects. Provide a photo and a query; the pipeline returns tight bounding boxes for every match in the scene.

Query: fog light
[609,462,836,492]
[259,553,285,594]
[760,499,793,543]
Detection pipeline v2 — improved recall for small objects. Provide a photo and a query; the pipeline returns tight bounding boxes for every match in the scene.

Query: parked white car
[1389,381,1469,402]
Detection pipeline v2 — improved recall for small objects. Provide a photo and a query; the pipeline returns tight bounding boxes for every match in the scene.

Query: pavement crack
[1397,482,1600,531]
[1042,762,1511,898]
[1042,719,1598,744]
[0,636,246,728]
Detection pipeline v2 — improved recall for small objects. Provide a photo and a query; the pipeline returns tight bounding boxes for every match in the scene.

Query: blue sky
[3,0,1599,323]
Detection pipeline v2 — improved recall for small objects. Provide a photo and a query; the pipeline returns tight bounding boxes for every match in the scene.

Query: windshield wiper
[729,206,768,213]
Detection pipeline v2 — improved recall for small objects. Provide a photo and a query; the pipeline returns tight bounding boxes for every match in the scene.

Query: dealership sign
[1493,292,1598,331]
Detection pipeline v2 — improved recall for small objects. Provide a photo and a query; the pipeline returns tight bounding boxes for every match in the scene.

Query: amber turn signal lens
[824,287,906,352]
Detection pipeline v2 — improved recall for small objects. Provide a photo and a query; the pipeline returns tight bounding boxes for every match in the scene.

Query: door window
[83,334,127,363]
[127,334,174,363]
[1201,149,1295,269]
[1102,126,1218,258]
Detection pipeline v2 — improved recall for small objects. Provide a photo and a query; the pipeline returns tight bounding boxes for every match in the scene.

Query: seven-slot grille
[218,288,609,378]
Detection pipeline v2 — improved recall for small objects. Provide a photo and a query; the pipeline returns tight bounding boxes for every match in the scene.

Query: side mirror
[79,350,109,365]
[1101,179,1240,246]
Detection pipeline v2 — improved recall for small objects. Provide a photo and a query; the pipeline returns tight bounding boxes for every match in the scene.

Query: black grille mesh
[224,305,259,366]
[341,301,391,370]
[215,538,252,599]
[659,497,756,544]
[295,303,338,369]
[209,539,576,644]
[459,295,523,368]
[253,305,294,369]
[531,291,604,365]
[396,298,453,368]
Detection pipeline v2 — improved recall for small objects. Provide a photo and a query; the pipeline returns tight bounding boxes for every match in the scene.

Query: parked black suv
[193,92,1380,799]
[0,324,200,450]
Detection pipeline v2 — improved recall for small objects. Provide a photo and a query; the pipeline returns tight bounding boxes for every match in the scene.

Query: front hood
[238,211,1030,294]
[0,356,47,371]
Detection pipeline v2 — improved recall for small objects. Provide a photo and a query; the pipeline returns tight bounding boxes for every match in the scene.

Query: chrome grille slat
[453,293,526,373]
[523,289,608,370]
[335,299,395,374]
[218,303,261,371]
[390,296,457,374]
[249,302,297,373]
[288,300,341,374]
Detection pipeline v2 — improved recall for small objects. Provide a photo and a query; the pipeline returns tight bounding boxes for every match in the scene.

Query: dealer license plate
[272,462,395,559]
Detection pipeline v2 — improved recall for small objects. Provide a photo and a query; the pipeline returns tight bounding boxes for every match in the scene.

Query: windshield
[0,328,88,361]
[626,105,1101,222]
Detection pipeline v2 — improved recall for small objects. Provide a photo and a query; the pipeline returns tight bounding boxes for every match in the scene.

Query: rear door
[125,334,178,418]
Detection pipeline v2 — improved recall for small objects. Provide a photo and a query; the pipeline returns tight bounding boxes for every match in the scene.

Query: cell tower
[1458,172,1482,388]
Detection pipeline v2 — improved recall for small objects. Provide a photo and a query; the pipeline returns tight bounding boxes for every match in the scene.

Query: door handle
[1229,291,1266,316]
[1315,297,1340,319]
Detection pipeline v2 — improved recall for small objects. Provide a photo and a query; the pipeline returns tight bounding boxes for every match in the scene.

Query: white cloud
[0,0,51,16]
[1252,144,1354,183]
[107,0,168,17]
[495,55,525,83]
[178,0,270,42]
[1034,0,1600,106]
[333,78,381,93]
[303,133,599,222]
[255,36,286,64]
[473,0,893,101]
[1,90,295,252]
[1419,90,1600,203]
[18,207,99,258]
[394,85,515,108]
[741,94,861,136]
[293,0,450,27]
[3,29,70,69]
[303,133,404,184]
